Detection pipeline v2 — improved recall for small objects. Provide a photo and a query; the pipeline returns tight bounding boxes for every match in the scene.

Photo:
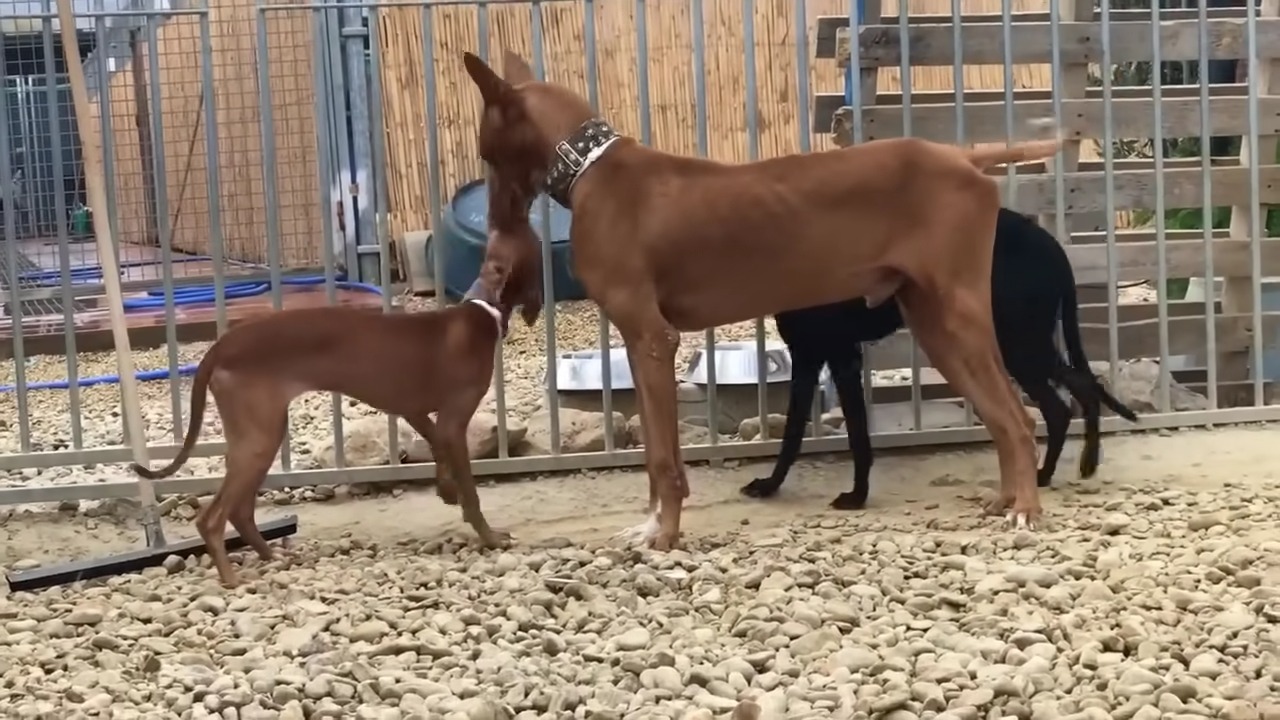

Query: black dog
[740,208,1138,510]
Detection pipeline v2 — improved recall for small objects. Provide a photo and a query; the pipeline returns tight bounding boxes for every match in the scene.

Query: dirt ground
[2,423,1276,577]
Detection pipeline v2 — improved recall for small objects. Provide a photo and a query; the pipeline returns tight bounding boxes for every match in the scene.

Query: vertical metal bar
[848,0,875,433]
[583,0,613,453]
[94,2,121,276]
[531,4,561,453]
[199,11,228,336]
[0,31,30,452]
[1047,0,1066,244]
[476,0,508,458]
[999,0,1016,207]
[424,8,488,465]
[343,1,376,284]
[95,2,128,449]
[796,0,820,437]
[43,0,81,448]
[257,6,290,470]
[367,9,399,465]
[1246,0,1265,405]
[1197,0,1218,409]
[692,0,718,444]
[898,0,922,432]
[314,8,345,470]
[1100,0,1120,392]
[323,7,356,277]
[145,14,184,444]
[742,0,768,439]
[476,0,509,456]
[949,0,973,429]
[1150,0,1172,413]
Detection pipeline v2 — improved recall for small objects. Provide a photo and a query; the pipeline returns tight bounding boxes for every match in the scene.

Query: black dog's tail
[1060,281,1139,422]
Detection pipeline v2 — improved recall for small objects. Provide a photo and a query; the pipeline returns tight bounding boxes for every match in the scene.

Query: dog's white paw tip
[1005,511,1035,531]
[613,514,661,546]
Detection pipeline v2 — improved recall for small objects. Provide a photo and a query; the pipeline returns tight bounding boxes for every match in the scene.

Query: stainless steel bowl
[684,341,792,386]
[552,348,635,391]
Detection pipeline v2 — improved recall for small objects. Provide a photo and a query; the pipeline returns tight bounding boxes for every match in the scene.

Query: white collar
[465,297,505,335]
[566,136,621,198]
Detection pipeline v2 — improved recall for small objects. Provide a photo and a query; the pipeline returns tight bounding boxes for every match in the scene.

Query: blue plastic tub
[427,179,588,303]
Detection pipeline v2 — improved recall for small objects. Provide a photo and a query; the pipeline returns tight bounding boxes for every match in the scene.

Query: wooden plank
[861,372,1267,410]
[995,156,1240,178]
[1077,301,1217,326]
[841,19,1280,68]
[814,7,1255,56]
[861,312,1279,371]
[1044,0,1108,236]
[997,165,1280,215]
[1064,238,1280,285]
[814,85,1249,134]
[852,97,1280,146]
[1071,228,1231,246]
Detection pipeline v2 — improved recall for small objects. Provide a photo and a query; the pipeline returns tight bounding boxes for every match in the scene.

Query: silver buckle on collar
[555,141,585,172]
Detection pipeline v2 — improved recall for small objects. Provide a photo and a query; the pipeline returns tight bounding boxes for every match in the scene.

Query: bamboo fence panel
[375,0,1068,243]
[101,0,321,266]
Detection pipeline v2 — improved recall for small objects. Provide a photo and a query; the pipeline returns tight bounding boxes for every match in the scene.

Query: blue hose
[0,262,386,394]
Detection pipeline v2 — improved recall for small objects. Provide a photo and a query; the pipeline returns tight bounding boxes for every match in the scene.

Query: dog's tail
[966,119,1066,170]
[130,348,217,480]
[1059,281,1139,422]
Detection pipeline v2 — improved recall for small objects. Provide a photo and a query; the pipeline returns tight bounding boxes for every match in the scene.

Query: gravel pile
[3,475,1279,719]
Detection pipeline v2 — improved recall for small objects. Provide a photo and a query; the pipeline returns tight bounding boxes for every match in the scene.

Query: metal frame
[0,0,1277,511]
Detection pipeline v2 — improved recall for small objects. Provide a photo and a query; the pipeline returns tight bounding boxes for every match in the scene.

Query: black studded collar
[543,118,620,209]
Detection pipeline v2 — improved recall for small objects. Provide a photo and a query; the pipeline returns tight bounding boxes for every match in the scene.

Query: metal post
[54,0,164,548]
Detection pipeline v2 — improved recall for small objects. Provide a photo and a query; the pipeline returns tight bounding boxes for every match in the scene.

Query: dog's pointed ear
[463,51,510,105]
[501,50,536,85]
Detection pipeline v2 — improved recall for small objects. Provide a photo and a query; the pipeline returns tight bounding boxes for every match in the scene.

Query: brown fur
[134,161,545,588]
[484,171,544,326]
[463,50,1065,549]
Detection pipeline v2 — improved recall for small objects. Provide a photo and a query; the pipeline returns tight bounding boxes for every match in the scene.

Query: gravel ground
[1,425,1279,719]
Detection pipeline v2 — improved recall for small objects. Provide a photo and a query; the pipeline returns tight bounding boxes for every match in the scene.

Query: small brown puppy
[131,275,516,588]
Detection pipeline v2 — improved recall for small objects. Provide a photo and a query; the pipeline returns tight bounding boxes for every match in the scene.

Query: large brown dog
[131,272,518,587]
[462,50,1064,550]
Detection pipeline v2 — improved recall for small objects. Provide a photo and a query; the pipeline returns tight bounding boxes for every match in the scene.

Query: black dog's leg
[1058,367,1103,479]
[740,354,823,499]
[828,348,873,510]
[1020,376,1072,487]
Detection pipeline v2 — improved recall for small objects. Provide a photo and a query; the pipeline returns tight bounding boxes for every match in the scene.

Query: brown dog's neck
[543,117,621,209]
[487,173,536,228]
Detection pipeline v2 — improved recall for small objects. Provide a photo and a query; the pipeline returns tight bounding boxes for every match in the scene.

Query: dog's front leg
[437,415,512,549]
[612,321,686,551]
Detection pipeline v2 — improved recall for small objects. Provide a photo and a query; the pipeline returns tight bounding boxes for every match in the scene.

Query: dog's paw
[829,492,868,510]
[1005,510,1038,531]
[481,528,515,549]
[612,513,661,546]
[740,478,781,499]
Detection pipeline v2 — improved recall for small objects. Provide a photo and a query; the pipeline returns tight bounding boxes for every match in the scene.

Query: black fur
[740,208,1139,510]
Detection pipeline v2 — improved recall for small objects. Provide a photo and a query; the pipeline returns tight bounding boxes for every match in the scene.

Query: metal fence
[0,0,1278,509]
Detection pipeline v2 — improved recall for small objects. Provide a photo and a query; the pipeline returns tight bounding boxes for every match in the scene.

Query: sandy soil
[2,422,1276,580]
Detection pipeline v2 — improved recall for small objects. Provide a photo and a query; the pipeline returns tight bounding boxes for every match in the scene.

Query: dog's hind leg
[607,306,686,551]
[900,285,1040,527]
[740,350,823,499]
[197,385,286,587]
[408,414,459,506]
[1057,367,1104,479]
[1017,374,1071,487]
[226,408,289,564]
[828,348,873,510]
